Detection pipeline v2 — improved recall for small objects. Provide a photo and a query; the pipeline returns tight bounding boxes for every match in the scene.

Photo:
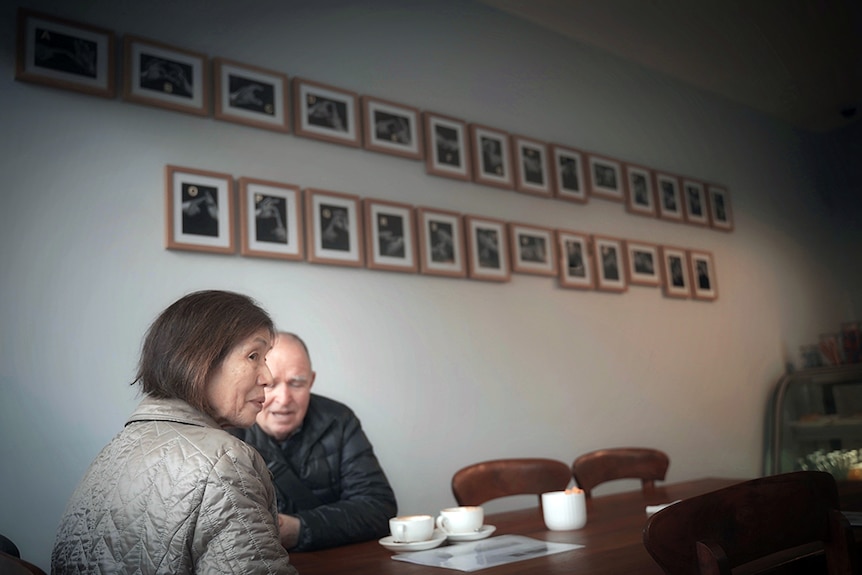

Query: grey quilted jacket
[51,396,297,575]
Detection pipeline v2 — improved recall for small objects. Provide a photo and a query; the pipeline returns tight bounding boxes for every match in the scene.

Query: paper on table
[645,500,681,516]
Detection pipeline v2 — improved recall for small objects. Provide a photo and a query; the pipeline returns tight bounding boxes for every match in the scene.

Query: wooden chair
[642,470,859,575]
[571,447,669,498]
[451,458,572,507]
[0,551,46,575]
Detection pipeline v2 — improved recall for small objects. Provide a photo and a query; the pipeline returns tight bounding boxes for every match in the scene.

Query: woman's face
[205,328,274,428]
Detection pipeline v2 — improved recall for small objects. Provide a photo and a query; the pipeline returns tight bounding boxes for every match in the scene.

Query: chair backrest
[643,471,859,575]
[571,447,669,498]
[451,458,572,506]
[0,551,47,575]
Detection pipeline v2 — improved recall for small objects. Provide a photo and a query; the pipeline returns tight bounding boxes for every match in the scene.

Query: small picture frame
[655,172,684,222]
[660,245,691,298]
[556,230,594,289]
[624,164,657,217]
[707,185,734,231]
[550,144,587,203]
[464,215,510,282]
[424,112,471,181]
[415,207,466,278]
[305,188,363,267]
[587,154,624,201]
[689,250,718,300]
[15,8,116,99]
[165,165,235,254]
[361,95,423,160]
[213,58,289,133]
[624,240,661,287]
[238,177,302,260]
[509,222,557,276]
[363,198,418,273]
[682,179,709,226]
[123,35,209,116]
[469,124,514,189]
[513,136,552,197]
[591,235,627,292]
[293,77,360,147]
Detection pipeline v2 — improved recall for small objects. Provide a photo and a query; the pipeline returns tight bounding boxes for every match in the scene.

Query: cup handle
[435,516,448,533]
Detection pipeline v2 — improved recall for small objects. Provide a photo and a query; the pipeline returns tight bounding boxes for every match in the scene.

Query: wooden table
[288,477,745,575]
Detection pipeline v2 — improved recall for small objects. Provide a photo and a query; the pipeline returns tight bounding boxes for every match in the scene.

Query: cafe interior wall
[0,0,858,567]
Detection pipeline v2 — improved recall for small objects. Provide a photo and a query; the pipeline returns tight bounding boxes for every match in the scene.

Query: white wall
[1,0,858,568]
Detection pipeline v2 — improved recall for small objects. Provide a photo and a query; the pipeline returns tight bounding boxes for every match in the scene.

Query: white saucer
[379,530,447,552]
[445,524,496,542]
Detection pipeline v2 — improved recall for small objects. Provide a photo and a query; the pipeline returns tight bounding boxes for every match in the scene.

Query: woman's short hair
[134,290,275,413]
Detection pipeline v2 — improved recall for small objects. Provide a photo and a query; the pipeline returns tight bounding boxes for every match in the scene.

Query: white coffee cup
[436,506,484,534]
[541,490,587,531]
[389,514,434,543]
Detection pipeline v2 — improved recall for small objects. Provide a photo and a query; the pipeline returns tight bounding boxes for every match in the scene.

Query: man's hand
[277,513,301,549]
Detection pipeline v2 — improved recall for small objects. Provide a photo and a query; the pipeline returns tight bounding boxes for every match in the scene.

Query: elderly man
[230,332,397,551]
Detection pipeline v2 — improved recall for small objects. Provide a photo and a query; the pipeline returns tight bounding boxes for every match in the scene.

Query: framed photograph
[293,77,359,147]
[415,207,466,278]
[587,154,624,201]
[305,188,363,267]
[660,245,691,298]
[213,58,289,133]
[464,215,510,282]
[591,235,627,292]
[513,136,552,197]
[123,35,209,116]
[424,112,471,181]
[624,164,657,217]
[361,96,423,160]
[707,185,734,231]
[238,177,302,260]
[557,230,594,289]
[689,250,718,300]
[165,165,235,254]
[551,144,587,203]
[15,8,116,99]
[469,124,514,189]
[363,198,418,273]
[682,178,709,226]
[655,172,684,222]
[509,222,557,276]
[624,240,661,287]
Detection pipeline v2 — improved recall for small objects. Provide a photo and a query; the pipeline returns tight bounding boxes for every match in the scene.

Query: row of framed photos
[166,164,718,301]
[15,8,734,233]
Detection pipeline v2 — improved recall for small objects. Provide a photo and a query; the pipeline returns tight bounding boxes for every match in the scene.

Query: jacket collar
[126,396,221,429]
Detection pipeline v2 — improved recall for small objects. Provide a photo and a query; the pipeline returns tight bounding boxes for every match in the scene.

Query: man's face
[257,335,315,441]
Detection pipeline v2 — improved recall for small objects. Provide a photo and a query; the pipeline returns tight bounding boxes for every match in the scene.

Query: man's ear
[308,371,317,390]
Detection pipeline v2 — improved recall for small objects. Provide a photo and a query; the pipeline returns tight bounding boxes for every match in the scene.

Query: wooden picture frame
[424,112,471,181]
[213,58,289,133]
[591,235,627,292]
[15,8,116,99]
[707,185,734,231]
[165,165,235,254]
[689,249,718,300]
[655,172,684,222]
[238,177,302,260]
[624,164,657,217]
[660,245,691,298]
[123,35,209,116]
[304,188,363,267]
[513,135,552,197]
[293,77,360,147]
[587,154,624,201]
[509,222,557,276]
[682,178,709,226]
[557,230,594,289]
[551,144,588,203]
[363,198,418,273]
[415,207,466,278]
[624,240,661,287]
[469,124,514,189]
[464,215,510,282]
[361,95,423,160]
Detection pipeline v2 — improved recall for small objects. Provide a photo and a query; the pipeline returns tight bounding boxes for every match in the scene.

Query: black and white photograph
[214,59,289,133]
[655,172,685,222]
[124,36,208,116]
[592,235,627,292]
[682,179,709,226]
[661,246,691,298]
[689,250,718,300]
[364,198,417,273]
[509,223,557,276]
[165,165,234,254]
[305,188,363,267]
[469,124,514,189]
[557,230,594,289]
[551,145,587,203]
[239,177,302,260]
[587,154,624,201]
[16,9,116,98]
[624,164,657,217]
[416,207,466,277]
[513,136,551,197]
[624,240,661,286]
[361,96,423,160]
[707,185,734,231]
[464,216,510,282]
[424,112,471,181]
[293,78,359,147]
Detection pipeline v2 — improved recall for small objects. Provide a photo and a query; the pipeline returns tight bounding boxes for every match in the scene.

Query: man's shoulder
[309,393,356,419]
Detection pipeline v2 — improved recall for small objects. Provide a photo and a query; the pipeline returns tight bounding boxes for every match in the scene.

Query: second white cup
[389,514,435,543]
[436,506,484,534]
[541,490,587,530]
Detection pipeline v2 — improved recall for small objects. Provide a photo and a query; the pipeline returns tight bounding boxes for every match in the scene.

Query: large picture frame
[688,249,718,300]
[123,35,209,116]
[464,215,510,282]
[238,177,302,260]
[293,77,360,147]
[165,165,235,254]
[304,188,364,267]
[509,222,557,276]
[624,240,661,287]
[551,144,588,203]
[587,153,624,201]
[424,112,471,181]
[682,178,709,226]
[213,58,289,133]
[363,198,418,273]
[660,245,691,298]
[556,230,594,289]
[591,235,627,292]
[415,207,466,278]
[707,185,734,231]
[624,164,657,217]
[361,95,423,160]
[15,8,116,99]
[469,124,514,189]
[655,172,685,222]
[513,135,552,197]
